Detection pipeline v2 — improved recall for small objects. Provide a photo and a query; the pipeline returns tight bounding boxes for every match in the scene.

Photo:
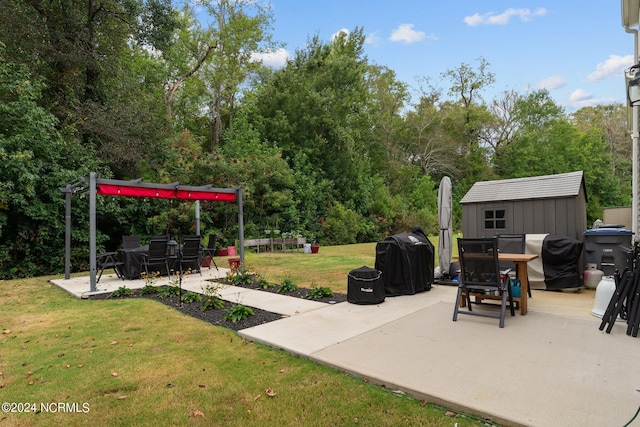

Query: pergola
[61,172,244,292]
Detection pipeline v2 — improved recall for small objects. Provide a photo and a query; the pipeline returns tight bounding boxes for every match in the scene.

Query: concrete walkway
[51,273,640,427]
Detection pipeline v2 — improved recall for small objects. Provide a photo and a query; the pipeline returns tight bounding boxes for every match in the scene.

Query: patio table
[118,245,148,279]
[458,253,538,315]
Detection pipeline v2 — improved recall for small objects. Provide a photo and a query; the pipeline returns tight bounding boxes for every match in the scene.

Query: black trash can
[347,266,385,304]
[583,228,634,275]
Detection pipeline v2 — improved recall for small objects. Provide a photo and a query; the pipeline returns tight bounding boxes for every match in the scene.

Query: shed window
[484,209,506,230]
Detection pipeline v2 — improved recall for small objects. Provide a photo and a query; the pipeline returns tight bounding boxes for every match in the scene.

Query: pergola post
[89,172,97,292]
[64,184,72,280]
[237,188,245,264]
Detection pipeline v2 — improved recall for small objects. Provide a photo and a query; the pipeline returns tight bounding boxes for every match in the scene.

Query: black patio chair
[179,235,202,276]
[201,235,219,271]
[97,252,124,283]
[141,236,171,279]
[496,233,531,298]
[122,235,141,250]
[453,237,514,328]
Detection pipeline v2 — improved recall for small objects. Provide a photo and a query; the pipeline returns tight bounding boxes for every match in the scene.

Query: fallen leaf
[166,383,174,388]
[117,395,127,400]
[57,352,65,357]
[354,417,359,424]
[111,340,118,345]
[77,364,83,368]
[192,407,205,417]
[28,381,34,385]
[2,329,10,334]
[198,384,206,388]
[419,400,427,406]
[24,371,33,379]
[445,411,456,417]
[254,394,261,401]
[279,369,285,373]
[265,388,276,397]
[111,372,118,377]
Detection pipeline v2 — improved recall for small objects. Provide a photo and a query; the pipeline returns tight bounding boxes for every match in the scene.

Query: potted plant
[216,235,230,256]
[310,241,320,254]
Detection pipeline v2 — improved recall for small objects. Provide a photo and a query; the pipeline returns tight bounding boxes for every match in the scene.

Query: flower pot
[227,246,236,256]
[217,248,228,256]
[310,245,320,254]
[201,255,212,268]
[228,257,241,271]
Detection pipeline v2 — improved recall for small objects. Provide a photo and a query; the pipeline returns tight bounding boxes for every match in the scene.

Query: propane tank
[592,276,616,318]
[583,263,604,290]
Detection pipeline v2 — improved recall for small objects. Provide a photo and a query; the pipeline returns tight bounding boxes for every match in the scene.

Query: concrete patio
[51,272,640,427]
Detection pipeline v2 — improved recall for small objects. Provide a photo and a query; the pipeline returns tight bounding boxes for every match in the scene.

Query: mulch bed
[88,279,347,332]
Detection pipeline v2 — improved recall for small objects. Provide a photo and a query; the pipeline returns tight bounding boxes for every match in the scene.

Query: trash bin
[583,228,634,276]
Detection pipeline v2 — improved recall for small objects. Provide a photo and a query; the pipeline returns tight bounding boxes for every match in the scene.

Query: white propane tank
[583,263,604,290]
[592,276,616,318]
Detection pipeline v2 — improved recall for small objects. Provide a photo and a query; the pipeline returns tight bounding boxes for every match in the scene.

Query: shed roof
[460,171,585,204]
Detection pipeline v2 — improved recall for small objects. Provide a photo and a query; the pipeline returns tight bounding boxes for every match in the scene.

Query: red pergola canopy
[95,180,237,202]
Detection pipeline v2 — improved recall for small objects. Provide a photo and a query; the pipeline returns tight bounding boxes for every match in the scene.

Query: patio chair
[122,235,141,250]
[141,236,171,279]
[497,233,531,298]
[178,235,202,276]
[453,237,515,328]
[201,235,219,271]
[97,252,124,283]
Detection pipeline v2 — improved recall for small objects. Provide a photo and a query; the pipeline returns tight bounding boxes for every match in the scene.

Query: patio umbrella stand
[599,252,640,337]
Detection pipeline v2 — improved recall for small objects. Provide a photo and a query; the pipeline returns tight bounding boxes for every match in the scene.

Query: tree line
[0,0,630,278]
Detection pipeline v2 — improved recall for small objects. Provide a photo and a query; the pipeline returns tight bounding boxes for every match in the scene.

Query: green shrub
[277,277,298,293]
[181,291,202,303]
[256,277,273,289]
[111,286,133,298]
[140,284,159,295]
[201,295,225,311]
[226,266,255,286]
[201,283,225,311]
[157,285,180,299]
[307,287,333,299]
[223,304,254,323]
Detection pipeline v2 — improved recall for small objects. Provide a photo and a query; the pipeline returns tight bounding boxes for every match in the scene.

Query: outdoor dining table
[458,252,538,315]
[118,245,149,279]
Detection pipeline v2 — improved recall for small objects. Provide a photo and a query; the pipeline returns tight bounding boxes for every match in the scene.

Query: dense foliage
[0,1,631,278]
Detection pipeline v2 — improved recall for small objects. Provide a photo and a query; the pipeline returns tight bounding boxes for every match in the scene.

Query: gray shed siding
[461,173,587,241]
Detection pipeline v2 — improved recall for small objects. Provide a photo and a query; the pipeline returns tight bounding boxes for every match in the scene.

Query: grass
[0,238,483,427]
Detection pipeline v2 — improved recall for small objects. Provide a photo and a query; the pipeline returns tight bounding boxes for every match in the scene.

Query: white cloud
[250,48,289,69]
[366,31,382,46]
[585,54,634,82]
[535,75,567,90]
[569,89,592,102]
[390,24,426,43]
[332,28,350,42]
[464,8,547,26]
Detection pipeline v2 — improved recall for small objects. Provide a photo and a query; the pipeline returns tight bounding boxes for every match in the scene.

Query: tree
[0,45,99,278]
[442,57,495,150]
[197,0,277,151]
[366,65,409,189]
[251,29,372,208]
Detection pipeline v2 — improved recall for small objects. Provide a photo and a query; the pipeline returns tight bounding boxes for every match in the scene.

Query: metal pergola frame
[61,172,244,292]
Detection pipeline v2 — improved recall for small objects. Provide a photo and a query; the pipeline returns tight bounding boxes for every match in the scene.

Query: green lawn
[0,239,482,427]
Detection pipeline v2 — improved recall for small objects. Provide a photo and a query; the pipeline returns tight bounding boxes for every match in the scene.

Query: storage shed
[460,171,587,242]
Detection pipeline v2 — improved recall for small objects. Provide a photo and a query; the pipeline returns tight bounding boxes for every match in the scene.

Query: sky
[243,1,635,112]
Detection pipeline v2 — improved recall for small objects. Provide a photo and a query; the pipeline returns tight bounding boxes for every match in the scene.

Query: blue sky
[248,1,634,112]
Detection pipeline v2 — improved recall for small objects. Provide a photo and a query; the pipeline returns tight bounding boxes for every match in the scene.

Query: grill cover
[347,266,385,304]
[375,227,434,296]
